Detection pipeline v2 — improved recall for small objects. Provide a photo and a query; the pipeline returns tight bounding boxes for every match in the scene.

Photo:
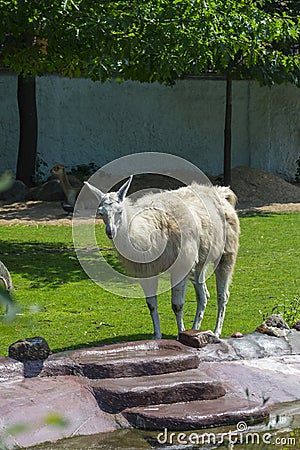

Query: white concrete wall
[249,82,300,179]
[0,74,299,180]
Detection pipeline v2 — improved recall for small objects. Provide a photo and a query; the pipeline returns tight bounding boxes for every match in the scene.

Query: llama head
[84,176,132,240]
[51,164,66,176]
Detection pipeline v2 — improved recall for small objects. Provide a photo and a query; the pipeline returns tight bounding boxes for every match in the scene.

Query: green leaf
[0,0,299,85]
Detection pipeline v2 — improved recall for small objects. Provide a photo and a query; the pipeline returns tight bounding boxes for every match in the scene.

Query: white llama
[85,176,240,339]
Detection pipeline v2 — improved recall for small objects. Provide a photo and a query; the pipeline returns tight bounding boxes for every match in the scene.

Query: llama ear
[84,181,104,201]
[117,175,133,202]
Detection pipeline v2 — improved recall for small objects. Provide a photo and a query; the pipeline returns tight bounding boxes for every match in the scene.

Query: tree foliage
[1,0,299,85]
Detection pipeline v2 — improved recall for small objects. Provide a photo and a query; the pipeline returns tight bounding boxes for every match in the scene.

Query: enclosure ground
[0,199,299,226]
[1,166,300,224]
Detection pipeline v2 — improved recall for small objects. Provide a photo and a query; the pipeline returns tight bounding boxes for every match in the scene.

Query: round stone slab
[71,340,200,378]
[122,397,269,431]
[90,369,226,413]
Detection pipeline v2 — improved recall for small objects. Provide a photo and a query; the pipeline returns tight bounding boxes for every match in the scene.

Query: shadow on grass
[0,239,127,288]
[53,334,176,353]
[238,210,278,218]
[238,209,300,218]
[0,240,87,287]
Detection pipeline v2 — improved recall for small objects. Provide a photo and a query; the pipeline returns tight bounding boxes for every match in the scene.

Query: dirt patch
[0,201,73,226]
[0,167,299,225]
[229,166,300,209]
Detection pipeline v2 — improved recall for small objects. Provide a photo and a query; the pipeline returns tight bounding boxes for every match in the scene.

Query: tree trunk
[223,72,232,186]
[16,74,38,186]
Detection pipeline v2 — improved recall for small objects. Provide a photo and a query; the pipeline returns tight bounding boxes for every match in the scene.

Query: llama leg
[140,278,161,339]
[146,296,161,339]
[214,255,235,337]
[192,280,210,330]
[192,265,210,330]
[171,277,187,337]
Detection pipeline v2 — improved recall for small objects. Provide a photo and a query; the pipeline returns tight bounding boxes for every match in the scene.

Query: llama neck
[119,202,130,235]
[115,200,167,265]
[57,170,72,191]
[117,201,151,244]
[115,202,137,245]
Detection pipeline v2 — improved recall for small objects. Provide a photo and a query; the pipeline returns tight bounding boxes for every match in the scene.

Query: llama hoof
[176,330,185,340]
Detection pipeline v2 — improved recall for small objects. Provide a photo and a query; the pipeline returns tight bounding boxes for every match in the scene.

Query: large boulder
[256,314,290,337]
[29,179,65,201]
[0,180,29,203]
[8,337,51,362]
[29,175,82,201]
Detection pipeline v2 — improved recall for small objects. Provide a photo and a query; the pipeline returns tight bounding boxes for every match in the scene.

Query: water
[29,401,300,450]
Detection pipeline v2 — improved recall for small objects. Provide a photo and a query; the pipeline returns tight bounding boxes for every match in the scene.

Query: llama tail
[217,186,238,208]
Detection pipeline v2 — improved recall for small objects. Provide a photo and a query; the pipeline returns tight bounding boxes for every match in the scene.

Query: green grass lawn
[0,212,299,356]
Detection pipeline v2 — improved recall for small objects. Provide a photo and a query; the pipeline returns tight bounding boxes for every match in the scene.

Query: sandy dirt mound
[229,166,300,209]
[0,167,299,225]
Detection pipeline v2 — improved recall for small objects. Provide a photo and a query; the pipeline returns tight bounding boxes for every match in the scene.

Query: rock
[179,330,221,348]
[255,327,286,337]
[90,370,225,413]
[293,320,300,331]
[231,332,242,339]
[0,356,23,382]
[29,179,65,201]
[256,314,290,337]
[264,314,290,329]
[8,337,51,362]
[0,180,29,203]
[29,176,83,201]
[123,397,269,431]
[231,331,244,338]
[2,337,300,447]
[73,340,199,378]
[0,376,117,449]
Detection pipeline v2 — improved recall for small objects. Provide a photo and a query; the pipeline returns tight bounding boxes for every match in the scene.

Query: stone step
[1,340,200,381]
[122,397,269,431]
[90,369,226,413]
[72,340,199,379]
[0,376,118,449]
